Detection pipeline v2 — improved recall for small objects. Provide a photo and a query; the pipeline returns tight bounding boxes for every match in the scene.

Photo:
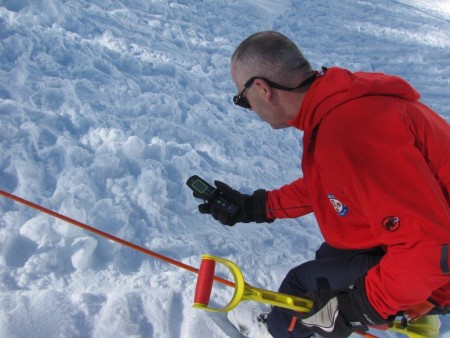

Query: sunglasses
[233,71,318,109]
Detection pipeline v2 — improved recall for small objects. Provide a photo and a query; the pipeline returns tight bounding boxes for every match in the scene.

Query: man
[196,31,450,337]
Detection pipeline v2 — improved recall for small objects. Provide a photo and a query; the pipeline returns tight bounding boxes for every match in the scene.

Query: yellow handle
[192,254,245,312]
[193,255,312,313]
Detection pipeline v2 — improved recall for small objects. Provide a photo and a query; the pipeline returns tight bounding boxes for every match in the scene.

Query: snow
[0,0,449,337]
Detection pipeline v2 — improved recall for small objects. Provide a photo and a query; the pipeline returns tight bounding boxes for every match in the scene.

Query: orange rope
[0,189,234,288]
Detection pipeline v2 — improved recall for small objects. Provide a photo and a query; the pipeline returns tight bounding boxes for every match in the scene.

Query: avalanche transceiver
[186,175,239,217]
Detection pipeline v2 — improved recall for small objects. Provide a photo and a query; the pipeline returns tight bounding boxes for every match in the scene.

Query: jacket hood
[290,67,421,131]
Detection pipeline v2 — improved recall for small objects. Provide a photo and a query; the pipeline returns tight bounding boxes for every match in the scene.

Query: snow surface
[0,0,449,337]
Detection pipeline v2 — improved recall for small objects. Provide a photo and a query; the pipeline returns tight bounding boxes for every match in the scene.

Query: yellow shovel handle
[193,254,312,313]
[193,254,245,312]
[243,285,312,313]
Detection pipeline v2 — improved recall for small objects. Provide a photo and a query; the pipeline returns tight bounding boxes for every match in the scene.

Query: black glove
[299,278,387,337]
[197,180,272,226]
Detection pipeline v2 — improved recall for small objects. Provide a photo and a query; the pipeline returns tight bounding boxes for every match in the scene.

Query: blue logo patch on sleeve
[328,194,349,216]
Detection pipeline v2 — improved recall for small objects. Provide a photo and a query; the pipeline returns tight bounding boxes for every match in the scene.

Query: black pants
[267,242,385,338]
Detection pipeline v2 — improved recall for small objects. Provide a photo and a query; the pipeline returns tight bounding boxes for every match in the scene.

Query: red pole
[0,189,235,288]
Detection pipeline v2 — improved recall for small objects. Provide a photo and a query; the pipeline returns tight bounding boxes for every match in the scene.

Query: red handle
[194,258,216,306]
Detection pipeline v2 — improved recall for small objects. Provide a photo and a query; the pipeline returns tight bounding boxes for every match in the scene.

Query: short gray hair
[232,31,312,86]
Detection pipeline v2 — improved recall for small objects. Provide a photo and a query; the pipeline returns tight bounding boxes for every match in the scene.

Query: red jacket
[266,67,450,318]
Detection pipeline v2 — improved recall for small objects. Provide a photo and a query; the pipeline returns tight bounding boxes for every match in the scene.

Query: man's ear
[253,78,273,102]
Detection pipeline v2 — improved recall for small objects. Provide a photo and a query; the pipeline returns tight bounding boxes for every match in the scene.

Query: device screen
[191,178,212,195]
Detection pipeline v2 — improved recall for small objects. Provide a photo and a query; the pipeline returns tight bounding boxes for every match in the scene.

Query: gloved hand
[197,180,273,226]
[299,277,388,337]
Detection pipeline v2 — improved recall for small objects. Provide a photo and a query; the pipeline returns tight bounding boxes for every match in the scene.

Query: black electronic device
[186,175,239,217]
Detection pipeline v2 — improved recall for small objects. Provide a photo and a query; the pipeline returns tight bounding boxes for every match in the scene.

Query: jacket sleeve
[266,177,314,219]
[344,141,450,318]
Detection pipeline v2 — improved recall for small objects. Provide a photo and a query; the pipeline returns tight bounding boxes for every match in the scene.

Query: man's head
[231,31,313,129]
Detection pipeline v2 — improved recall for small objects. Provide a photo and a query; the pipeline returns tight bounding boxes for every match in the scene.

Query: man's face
[231,61,289,129]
